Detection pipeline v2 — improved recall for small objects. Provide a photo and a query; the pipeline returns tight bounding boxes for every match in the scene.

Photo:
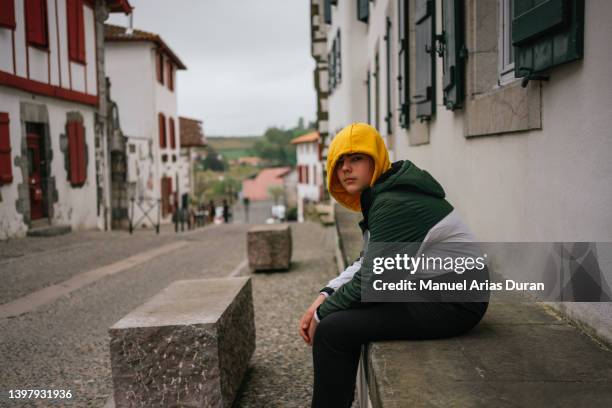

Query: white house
[314,0,612,343]
[0,0,132,239]
[291,131,323,222]
[104,24,186,225]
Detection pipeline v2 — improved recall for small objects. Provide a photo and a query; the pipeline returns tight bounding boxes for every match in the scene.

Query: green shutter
[414,0,435,120]
[513,0,584,78]
[397,0,410,128]
[324,0,332,25]
[357,0,369,23]
[384,17,392,134]
[367,69,371,124]
[336,31,342,84]
[441,0,466,110]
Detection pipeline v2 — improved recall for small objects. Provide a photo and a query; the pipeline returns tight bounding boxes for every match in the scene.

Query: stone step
[27,224,71,237]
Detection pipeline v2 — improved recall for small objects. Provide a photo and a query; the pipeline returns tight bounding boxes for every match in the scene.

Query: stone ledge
[333,204,612,408]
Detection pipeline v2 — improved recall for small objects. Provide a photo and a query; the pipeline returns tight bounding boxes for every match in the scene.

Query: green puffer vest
[317,160,454,320]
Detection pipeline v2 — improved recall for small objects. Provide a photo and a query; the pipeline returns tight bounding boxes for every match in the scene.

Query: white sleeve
[325,257,363,290]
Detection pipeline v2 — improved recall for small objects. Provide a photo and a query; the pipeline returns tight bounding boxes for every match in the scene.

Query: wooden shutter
[414,0,435,120]
[67,121,86,186]
[324,0,332,24]
[67,0,85,63]
[441,0,466,110]
[0,0,16,29]
[76,122,86,184]
[374,53,380,130]
[384,17,392,134]
[357,0,369,23]
[158,113,166,148]
[397,0,410,128]
[167,61,174,91]
[169,117,175,149]
[156,51,164,84]
[0,112,13,184]
[366,69,371,124]
[513,0,584,78]
[336,31,342,85]
[25,0,49,48]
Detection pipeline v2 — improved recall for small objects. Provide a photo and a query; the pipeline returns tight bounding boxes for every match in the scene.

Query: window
[324,0,332,24]
[167,60,174,91]
[169,117,176,149]
[0,112,13,184]
[156,51,164,84]
[25,0,49,48]
[498,0,515,85]
[67,0,85,63]
[357,0,369,23]
[67,120,86,186]
[158,113,166,148]
[328,30,342,94]
[0,0,16,29]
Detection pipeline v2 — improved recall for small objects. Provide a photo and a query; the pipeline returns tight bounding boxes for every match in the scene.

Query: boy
[300,123,488,407]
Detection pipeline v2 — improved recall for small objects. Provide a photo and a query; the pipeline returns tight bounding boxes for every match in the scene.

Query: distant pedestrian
[243,196,250,223]
[222,199,230,223]
[207,200,215,224]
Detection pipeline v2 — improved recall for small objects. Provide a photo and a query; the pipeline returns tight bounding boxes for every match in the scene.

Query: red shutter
[156,52,164,84]
[167,61,173,91]
[67,0,85,63]
[169,117,175,149]
[158,113,166,148]
[68,122,79,185]
[25,0,49,48]
[67,121,86,186]
[76,122,86,184]
[0,0,16,29]
[0,112,13,184]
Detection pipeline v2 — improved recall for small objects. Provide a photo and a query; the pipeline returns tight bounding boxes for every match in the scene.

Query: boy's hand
[307,318,319,346]
[299,294,326,344]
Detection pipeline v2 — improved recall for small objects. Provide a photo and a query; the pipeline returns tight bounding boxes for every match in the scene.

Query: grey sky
[108,1,316,136]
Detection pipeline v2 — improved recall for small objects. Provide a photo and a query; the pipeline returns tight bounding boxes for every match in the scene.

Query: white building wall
[326,1,369,138]
[296,141,323,222]
[154,52,182,210]
[360,0,612,342]
[0,88,98,239]
[0,0,96,95]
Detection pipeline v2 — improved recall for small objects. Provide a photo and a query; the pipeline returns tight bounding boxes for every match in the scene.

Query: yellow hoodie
[326,123,391,212]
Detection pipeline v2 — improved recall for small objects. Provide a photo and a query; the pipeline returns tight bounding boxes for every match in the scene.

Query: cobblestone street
[0,217,336,407]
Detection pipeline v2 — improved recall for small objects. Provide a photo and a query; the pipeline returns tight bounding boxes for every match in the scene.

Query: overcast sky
[108,1,316,136]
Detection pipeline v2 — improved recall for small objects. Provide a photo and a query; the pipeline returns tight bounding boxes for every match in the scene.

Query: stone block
[109,277,255,408]
[247,224,292,271]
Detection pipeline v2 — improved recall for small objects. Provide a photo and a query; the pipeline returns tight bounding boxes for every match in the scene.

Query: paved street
[0,210,336,407]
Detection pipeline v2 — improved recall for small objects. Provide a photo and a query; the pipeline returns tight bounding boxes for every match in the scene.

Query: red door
[27,133,44,220]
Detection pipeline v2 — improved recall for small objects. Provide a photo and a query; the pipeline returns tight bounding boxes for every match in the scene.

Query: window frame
[498,0,517,86]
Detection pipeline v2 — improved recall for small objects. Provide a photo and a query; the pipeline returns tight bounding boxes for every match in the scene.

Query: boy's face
[335,153,375,195]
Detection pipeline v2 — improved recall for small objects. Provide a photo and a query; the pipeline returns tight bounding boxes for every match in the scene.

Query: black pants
[311,301,488,408]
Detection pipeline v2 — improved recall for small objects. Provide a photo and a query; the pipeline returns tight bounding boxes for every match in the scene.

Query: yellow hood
[326,123,391,211]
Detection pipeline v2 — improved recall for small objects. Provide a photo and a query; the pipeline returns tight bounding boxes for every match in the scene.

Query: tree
[202,146,226,171]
